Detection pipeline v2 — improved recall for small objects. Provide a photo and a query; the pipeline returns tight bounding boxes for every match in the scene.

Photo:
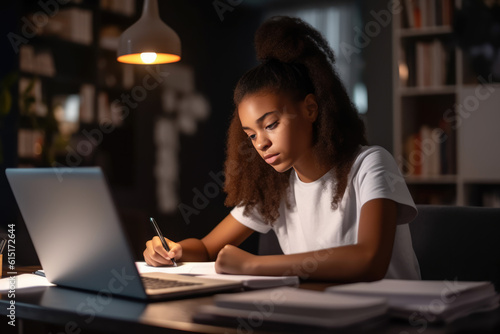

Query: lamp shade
[117,0,181,64]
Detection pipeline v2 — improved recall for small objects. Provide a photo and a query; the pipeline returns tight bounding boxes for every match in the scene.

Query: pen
[149,217,177,267]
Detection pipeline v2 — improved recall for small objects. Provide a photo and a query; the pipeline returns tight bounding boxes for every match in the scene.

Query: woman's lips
[264,153,279,164]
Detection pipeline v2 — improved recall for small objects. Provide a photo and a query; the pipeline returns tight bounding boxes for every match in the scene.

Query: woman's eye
[266,121,278,130]
[248,134,256,141]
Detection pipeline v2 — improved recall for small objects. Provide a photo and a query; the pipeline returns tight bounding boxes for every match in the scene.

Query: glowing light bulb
[140,52,157,64]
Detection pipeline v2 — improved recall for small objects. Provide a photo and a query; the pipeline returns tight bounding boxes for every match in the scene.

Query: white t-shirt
[231,145,421,280]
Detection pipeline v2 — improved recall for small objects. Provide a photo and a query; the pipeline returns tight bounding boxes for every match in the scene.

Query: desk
[1,267,500,334]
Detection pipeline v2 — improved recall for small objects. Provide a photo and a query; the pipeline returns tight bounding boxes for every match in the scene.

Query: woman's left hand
[214,244,257,275]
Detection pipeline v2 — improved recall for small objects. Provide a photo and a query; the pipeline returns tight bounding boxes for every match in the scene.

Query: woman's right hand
[143,236,182,267]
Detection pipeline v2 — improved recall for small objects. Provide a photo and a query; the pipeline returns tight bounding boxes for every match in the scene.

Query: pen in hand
[149,217,177,267]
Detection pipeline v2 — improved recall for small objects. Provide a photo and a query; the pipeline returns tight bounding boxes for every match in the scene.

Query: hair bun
[254,16,335,64]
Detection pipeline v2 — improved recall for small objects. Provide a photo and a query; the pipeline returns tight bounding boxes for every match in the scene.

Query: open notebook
[136,262,300,289]
[30,261,299,291]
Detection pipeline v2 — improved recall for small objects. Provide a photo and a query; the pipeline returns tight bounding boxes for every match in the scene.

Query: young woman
[144,16,421,282]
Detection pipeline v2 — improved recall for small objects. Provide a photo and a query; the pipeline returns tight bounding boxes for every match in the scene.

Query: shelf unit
[393,0,500,207]
[16,0,137,175]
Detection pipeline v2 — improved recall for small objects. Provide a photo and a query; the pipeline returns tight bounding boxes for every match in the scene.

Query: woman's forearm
[250,244,388,282]
[178,238,211,262]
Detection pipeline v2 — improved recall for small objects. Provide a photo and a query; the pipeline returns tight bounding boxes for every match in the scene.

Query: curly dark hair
[224,16,367,224]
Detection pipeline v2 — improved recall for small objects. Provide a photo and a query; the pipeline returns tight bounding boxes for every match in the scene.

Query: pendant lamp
[117,0,181,64]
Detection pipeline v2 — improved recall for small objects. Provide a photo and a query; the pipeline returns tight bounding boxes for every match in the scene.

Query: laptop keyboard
[141,276,203,290]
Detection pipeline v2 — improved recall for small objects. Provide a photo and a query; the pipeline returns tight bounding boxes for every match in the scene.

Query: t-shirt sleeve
[230,205,272,234]
[355,146,417,225]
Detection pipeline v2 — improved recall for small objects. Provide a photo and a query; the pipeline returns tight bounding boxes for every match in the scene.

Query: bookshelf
[393,0,500,206]
[16,0,137,170]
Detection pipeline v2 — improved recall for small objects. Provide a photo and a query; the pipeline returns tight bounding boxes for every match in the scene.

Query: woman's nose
[256,136,271,151]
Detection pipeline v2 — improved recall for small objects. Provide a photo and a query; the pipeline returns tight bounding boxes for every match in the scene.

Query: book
[414,0,422,28]
[405,121,458,177]
[419,0,428,27]
[135,261,300,289]
[414,39,449,88]
[442,0,453,26]
[404,132,422,176]
[404,0,416,28]
[416,41,436,87]
[326,279,500,323]
[194,287,388,329]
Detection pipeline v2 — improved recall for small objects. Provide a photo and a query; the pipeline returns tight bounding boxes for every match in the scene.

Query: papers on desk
[0,274,54,291]
[194,287,388,329]
[135,261,299,289]
[326,279,500,323]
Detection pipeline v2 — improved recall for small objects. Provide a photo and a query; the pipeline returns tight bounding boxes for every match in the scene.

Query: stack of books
[326,279,499,323]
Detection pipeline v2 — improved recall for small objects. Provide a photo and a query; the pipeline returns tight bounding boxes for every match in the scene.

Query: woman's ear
[304,93,318,122]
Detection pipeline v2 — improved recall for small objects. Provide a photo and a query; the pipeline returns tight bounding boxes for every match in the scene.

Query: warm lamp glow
[140,52,157,63]
[117,53,181,65]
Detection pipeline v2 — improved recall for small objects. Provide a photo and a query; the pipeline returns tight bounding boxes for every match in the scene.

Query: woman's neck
[293,152,331,183]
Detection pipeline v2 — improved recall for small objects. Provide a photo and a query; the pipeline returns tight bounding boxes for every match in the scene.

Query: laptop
[5,167,242,300]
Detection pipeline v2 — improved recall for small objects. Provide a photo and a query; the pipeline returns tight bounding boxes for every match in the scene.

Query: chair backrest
[258,230,283,256]
[410,205,500,290]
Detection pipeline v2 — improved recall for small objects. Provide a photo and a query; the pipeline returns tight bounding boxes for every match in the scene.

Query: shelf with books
[15,0,139,169]
[23,4,94,46]
[398,35,456,89]
[394,0,460,205]
[16,0,97,168]
[402,0,455,30]
[395,0,500,206]
[397,0,456,92]
[398,93,457,179]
